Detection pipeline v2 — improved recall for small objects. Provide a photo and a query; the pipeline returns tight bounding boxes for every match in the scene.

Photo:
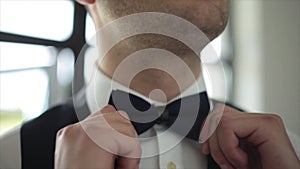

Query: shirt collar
[86,64,207,114]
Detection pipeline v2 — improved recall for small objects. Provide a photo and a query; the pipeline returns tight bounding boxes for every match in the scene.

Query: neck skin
[97,34,203,102]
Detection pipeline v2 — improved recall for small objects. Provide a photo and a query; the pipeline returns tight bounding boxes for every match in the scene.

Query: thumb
[200,103,224,143]
[100,105,141,169]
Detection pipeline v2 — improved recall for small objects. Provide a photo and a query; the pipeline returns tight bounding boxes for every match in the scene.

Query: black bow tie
[108,90,210,141]
[108,90,220,169]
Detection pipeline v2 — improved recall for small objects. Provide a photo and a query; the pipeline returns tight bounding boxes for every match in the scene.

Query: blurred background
[0,0,299,137]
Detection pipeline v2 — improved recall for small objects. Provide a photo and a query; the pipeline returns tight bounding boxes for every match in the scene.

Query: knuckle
[120,138,141,157]
[262,114,283,125]
[56,128,64,137]
[56,124,82,139]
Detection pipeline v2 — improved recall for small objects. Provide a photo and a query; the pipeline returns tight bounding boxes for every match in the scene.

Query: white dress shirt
[1,65,300,169]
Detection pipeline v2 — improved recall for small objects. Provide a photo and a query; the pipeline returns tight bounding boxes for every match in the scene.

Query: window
[0,1,74,41]
[0,1,86,135]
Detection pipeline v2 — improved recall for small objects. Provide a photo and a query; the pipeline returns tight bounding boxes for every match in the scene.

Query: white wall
[231,0,300,136]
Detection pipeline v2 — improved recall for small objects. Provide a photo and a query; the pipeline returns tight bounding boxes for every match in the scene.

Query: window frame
[0,1,88,93]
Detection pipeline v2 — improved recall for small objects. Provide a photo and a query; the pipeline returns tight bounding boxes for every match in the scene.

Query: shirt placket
[155,125,184,169]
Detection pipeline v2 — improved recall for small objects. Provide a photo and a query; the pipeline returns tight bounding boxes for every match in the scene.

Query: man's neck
[98,55,201,102]
[86,64,207,114]
[97,34,202,102]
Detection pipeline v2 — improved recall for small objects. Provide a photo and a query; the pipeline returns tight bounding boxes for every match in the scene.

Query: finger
[201,141,210,155]
[215,113,279,168]
[86,111,136,138]
[101,105,117,113]
[200,103,225,143]
[117,157,140,169]
[217,124,248,169]
[209,132,234,169]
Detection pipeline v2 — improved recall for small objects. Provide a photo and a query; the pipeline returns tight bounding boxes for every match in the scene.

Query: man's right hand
[55,105,141,169]
[201,103,300,169]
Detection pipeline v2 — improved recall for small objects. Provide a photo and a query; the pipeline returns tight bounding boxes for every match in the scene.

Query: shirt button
[167,161,176,169]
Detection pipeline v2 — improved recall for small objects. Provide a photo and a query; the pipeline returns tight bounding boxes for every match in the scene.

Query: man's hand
[55,105,141,169]
[201,103,300,169]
